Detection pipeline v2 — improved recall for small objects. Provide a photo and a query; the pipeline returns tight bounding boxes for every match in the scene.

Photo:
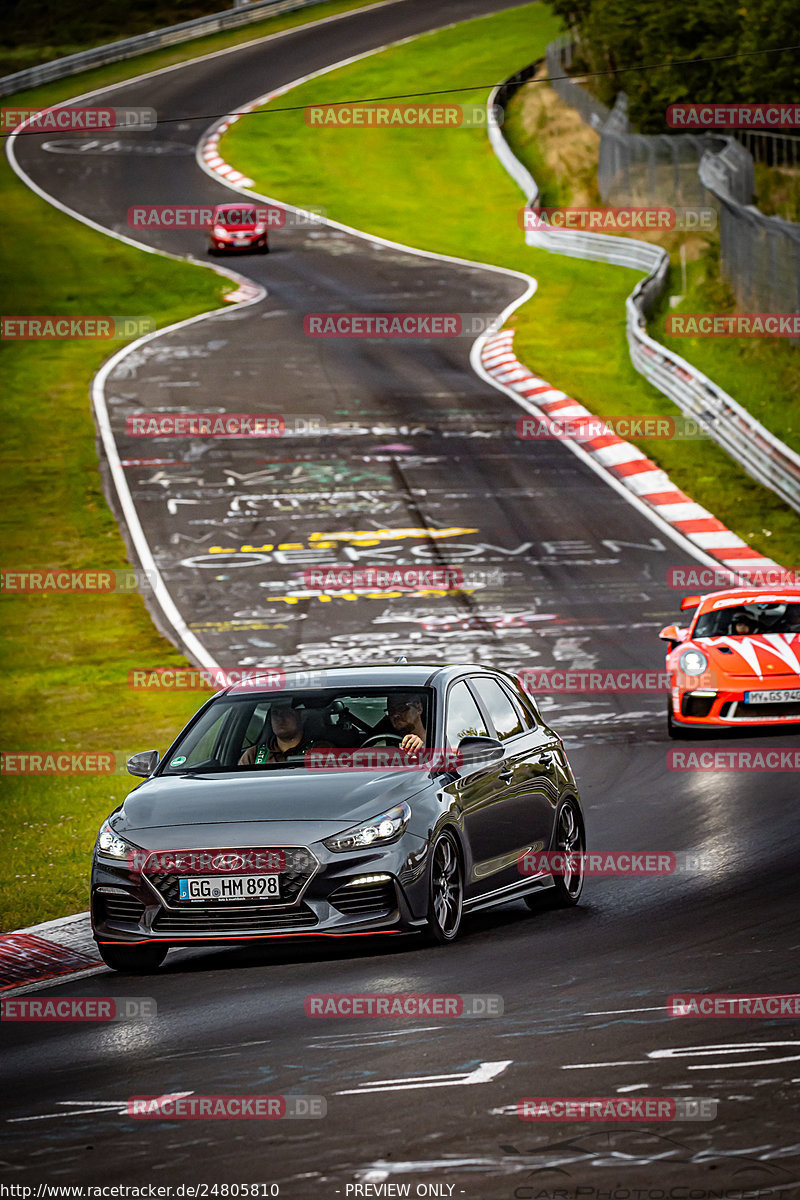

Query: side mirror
[457,735,505,766]
[658,624,682,642]
[127,749,159,778]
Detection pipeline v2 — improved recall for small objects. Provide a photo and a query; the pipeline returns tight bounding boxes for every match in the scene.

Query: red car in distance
[660,586,800,737]
[207,202,271,255]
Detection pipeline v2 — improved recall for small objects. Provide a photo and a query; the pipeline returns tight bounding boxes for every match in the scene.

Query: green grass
[221,2,800,569]
[649,246,800,458]
[0,153,226,931]
[0,0,385,933]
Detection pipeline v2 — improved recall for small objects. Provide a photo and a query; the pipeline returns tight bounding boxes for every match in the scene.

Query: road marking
[336,1060,511,1095]
[564,1041,800,1071]
[8,1093,193,1123]
[584,1006,668,1015]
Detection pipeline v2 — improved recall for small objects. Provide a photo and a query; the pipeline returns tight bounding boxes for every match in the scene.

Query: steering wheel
[360,734,404,747]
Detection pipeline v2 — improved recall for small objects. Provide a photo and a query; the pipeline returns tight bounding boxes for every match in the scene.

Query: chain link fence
[545,37,800,319]
[489,63,800,513]
[544,35,610,131]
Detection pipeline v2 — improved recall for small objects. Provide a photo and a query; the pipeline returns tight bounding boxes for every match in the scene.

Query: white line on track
[336,1059,512,1094]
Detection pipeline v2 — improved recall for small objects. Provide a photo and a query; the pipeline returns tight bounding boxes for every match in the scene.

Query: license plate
[744,688,800,704]
[178,874,280,901]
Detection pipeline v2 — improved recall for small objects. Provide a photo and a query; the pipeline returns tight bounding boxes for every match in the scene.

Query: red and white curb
[0,914,102,995]
[200,107,256,189]
[481,329,779,577]
[222,277,263,303]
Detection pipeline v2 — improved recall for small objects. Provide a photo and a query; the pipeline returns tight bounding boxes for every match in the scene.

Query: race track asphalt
[4,1,800,1193]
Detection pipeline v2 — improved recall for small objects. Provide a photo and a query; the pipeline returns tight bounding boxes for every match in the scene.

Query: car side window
[445,681,488,748]
[499,681,536,729]
[472,677,524,741]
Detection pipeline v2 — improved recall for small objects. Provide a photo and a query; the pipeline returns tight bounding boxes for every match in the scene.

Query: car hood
[118,768,430,835]
[693,633,800,679]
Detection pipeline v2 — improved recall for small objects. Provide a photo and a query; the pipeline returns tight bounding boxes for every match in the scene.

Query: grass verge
[0,0,385,933]
[222,4,800,569]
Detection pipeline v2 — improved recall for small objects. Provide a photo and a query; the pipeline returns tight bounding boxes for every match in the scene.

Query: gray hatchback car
[91,664,586,972]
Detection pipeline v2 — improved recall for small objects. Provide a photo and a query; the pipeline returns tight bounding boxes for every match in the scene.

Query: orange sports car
[660,586,800,737]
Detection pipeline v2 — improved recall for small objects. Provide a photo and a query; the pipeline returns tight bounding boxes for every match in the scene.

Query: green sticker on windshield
[170,755,187,766]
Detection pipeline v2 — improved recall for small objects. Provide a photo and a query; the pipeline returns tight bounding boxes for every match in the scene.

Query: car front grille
[144,846,317,909]
[329,880,397,917]
[152,904,318,935]
[738,699,800,718]
[680,694,715,718]
[99,893,147,924]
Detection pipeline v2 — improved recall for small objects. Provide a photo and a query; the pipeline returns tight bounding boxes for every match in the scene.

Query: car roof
[693,586,800,613]
[225,663,512,697]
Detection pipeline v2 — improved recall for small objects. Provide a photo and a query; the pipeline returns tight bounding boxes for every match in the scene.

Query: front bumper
[209,234,267,252]
[91,835,429,946]
[671,683,800,728]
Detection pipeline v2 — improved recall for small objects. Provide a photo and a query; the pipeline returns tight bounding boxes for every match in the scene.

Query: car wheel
[527,797,585,910]
[425,829,463,943]
[97,942,168,974]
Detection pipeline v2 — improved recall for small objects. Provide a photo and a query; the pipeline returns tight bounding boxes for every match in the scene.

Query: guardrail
[488,65,800,516]
[0,0,332,96]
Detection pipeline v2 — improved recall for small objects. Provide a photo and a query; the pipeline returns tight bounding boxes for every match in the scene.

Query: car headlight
[253,223,266,234]
[95,821,134,861]
[213,225,231,238]
[679,648,708,677]
[323,803,411,853]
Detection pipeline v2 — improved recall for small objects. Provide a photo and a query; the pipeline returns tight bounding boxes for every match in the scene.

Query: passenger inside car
[238,699,332,765]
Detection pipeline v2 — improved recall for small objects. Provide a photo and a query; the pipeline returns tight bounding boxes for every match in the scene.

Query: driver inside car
[238,699,330,765]
[729,611,757,636]
[387,693,427,757]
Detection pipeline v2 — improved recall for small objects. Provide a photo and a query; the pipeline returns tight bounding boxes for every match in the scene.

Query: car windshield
[160,687,435,774]
[693,600,800,638]
[215,208,258,227]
